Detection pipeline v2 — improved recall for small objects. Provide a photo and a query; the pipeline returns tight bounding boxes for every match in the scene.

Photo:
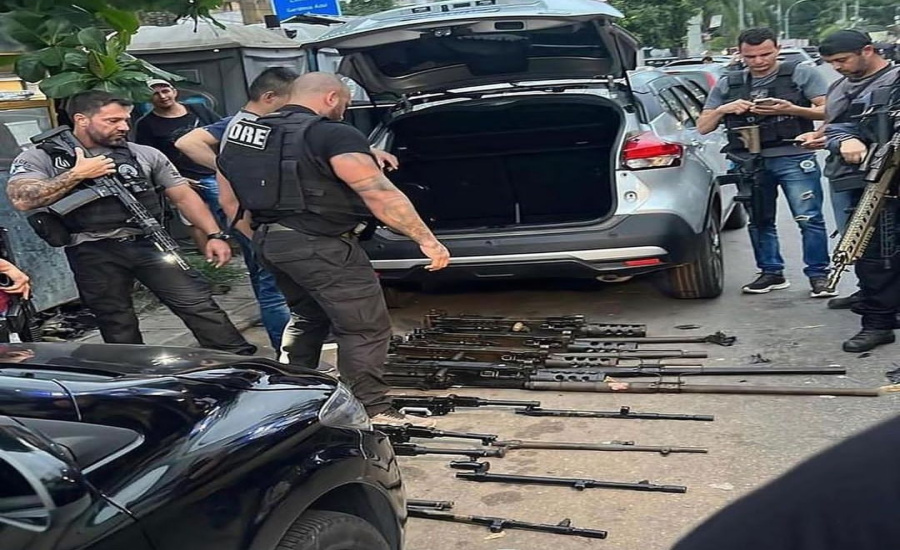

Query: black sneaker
[742,273,790,294]
[809,278,839,298]
[828,291,862,309]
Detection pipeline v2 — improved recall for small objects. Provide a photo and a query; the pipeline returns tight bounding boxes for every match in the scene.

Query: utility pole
[841,1,847,24]
[738,0,745,30]
[852,0,860,27]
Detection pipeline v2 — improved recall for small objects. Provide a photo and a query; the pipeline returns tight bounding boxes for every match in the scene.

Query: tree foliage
[610,0,703,50]
[0,0,223,100]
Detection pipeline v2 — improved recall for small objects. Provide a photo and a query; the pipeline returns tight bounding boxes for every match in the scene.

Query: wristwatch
[207,231,231,242]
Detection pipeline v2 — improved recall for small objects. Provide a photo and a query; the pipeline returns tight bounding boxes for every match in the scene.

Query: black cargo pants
[848,192,900,329]
[65,237,256,354]
[254,224,392,415]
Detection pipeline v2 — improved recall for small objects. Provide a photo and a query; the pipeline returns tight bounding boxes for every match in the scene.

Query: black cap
[819,29,873,56]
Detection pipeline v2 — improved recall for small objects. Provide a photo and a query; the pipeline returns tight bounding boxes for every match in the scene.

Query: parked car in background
[306,0,743,299]
[779,47,817,66]
[0,343,405,550]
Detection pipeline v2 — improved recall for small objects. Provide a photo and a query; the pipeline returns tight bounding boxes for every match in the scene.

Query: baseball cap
[147,78,174,90]
[819,30,873,56]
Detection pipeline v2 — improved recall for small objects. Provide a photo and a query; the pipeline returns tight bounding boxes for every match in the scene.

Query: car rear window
[365,22,614,78]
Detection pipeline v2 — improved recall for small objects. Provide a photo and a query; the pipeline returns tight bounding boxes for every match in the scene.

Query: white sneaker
[372,407,436,428]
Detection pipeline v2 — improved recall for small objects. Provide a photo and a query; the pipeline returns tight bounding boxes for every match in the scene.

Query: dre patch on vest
[227,120,271,150]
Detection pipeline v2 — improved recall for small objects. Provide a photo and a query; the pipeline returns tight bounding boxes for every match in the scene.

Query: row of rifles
[380,311,884,539]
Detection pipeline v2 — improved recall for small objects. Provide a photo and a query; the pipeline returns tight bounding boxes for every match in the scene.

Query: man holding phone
[697,27,830,296]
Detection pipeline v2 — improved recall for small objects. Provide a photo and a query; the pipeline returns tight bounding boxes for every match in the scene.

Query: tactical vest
[218,111,370,235]
[723,61,814,152]
[37,142,163,233]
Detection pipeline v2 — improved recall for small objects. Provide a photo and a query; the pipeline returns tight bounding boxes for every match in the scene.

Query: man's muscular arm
[331,152,450,270]
[7,148,115,211]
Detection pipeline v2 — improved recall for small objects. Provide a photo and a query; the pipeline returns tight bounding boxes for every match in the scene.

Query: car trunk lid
[305,0,638,99]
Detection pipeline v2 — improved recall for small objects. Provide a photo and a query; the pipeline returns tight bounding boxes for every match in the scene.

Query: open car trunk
[386,96,622,232]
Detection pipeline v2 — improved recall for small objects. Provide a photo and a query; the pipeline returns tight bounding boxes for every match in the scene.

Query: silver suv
[306,0,743,299]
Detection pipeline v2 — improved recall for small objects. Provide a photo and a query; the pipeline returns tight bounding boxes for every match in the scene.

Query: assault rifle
[389,394,541,416]
[517,405,715,422]
[391,342,708,364]
[456,471,687,494]
[0,228,38,343]
[721,125,774,225]
[375,424,498,445]
[410,327,738,347]
[30,127,190,270]
[526,380,882,397]
[406,505,609,539]
[490,439,707,456]
[392,443,506,459]
[424,311,646,337]
[826,96,900,292]
[382,358,846,388]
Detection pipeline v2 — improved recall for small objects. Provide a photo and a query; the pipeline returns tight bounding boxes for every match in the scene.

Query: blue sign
[271,0,342,18]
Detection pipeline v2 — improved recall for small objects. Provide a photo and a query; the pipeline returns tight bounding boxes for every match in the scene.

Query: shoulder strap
[776,60,798,77]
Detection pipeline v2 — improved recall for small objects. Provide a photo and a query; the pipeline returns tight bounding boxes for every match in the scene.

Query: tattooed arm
[330,152,450,271]
[7,148,116,211]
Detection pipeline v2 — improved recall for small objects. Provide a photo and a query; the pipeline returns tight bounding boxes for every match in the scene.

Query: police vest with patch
[218,111,370,235]
[38,142,163,232]
[723,61,814,152]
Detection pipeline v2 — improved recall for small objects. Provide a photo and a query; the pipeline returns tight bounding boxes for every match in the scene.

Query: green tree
[0,0,223,100]
[610,0,704,49]
[339,0,395,16]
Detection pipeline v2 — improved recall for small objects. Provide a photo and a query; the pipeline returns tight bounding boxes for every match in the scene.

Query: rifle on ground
[517,405,715,422]
[490,439,707,456]
[375,424,498,445]
[0,228,38,343]
[392,443,506,459]
[457,471,687,494]
[406,506,609,539]
[568,331,738,348]
[407,499,454,511]
[391,342,708,364]
[30,127,190,270]
[389,394,541,416]
[525,380,882,397]
[424,311,646,337]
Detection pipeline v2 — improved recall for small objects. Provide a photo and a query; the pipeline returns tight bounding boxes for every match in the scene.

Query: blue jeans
[196,176,291,351]
[747,154,830,279]
[830,187,858,236]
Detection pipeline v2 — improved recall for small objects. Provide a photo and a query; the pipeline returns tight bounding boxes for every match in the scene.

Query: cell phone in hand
[753,98,778,105]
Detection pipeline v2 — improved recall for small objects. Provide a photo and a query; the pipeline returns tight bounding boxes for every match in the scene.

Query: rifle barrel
[525,381,882,397]
[492,439,708,455]
[456,471,687,493]
[406,508,609,539]
[517,407,715,422]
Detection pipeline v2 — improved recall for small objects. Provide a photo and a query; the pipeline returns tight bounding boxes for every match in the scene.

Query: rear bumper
[366,212,704,283]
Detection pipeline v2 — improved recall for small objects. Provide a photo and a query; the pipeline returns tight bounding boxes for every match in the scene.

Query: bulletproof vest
[723,61,814,152]
[38,142,163,233]
[218,111,370,235]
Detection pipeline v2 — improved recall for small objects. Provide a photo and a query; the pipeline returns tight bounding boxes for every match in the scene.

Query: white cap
[147,78,173,89]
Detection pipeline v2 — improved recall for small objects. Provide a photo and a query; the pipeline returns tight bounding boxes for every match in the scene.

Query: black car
[0,343,405,550]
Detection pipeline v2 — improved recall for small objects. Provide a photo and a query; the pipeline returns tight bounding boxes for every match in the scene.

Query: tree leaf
[0,13,48,48]
[39,71,95,98]
[14,51,47,82]
[63,50,90,70]
[77,27,108,54]
[41,18,74,46]
[37,46,66,68]
[97,7,139,34]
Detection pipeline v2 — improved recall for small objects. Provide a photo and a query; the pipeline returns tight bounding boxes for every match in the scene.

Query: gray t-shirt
[824,65,900,124]
[8,142,186,245]
[704,63,829,157]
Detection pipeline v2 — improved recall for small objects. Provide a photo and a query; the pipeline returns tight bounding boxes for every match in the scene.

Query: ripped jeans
[747,153,831,279]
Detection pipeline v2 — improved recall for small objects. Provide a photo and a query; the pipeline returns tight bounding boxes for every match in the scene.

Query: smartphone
[753,98,778,105]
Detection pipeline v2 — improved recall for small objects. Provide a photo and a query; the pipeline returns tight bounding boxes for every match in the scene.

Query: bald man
[218,72,450,426]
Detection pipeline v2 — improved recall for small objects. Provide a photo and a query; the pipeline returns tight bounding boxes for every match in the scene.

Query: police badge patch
[9,158,37,176]
[226,120,271,150]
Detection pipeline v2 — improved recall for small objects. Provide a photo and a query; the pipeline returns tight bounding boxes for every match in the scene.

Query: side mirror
[0,416,92,533]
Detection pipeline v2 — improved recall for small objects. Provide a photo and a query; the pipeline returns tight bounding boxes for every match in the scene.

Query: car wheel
[276,510,391,550]
[660,212,724,299]
[722,202,748,230]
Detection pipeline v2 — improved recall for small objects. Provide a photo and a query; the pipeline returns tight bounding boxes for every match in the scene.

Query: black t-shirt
[283,105,373,168]
[135,104,220,180]
[673,413,900,550]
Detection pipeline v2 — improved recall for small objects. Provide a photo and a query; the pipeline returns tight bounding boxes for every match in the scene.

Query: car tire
[722,202,748,230]
[276,510,391,550]
[660,212,724,299]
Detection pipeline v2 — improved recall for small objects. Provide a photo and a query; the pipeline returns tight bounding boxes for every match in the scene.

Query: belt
[263,223,357,239]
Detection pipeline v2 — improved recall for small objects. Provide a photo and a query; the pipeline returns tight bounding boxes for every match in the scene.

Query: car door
[669,81,737,208]
[650,78,714,183]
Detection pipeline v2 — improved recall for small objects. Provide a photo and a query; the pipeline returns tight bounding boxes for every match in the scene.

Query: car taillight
[622,132,683,170]
[705,72,718,88]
